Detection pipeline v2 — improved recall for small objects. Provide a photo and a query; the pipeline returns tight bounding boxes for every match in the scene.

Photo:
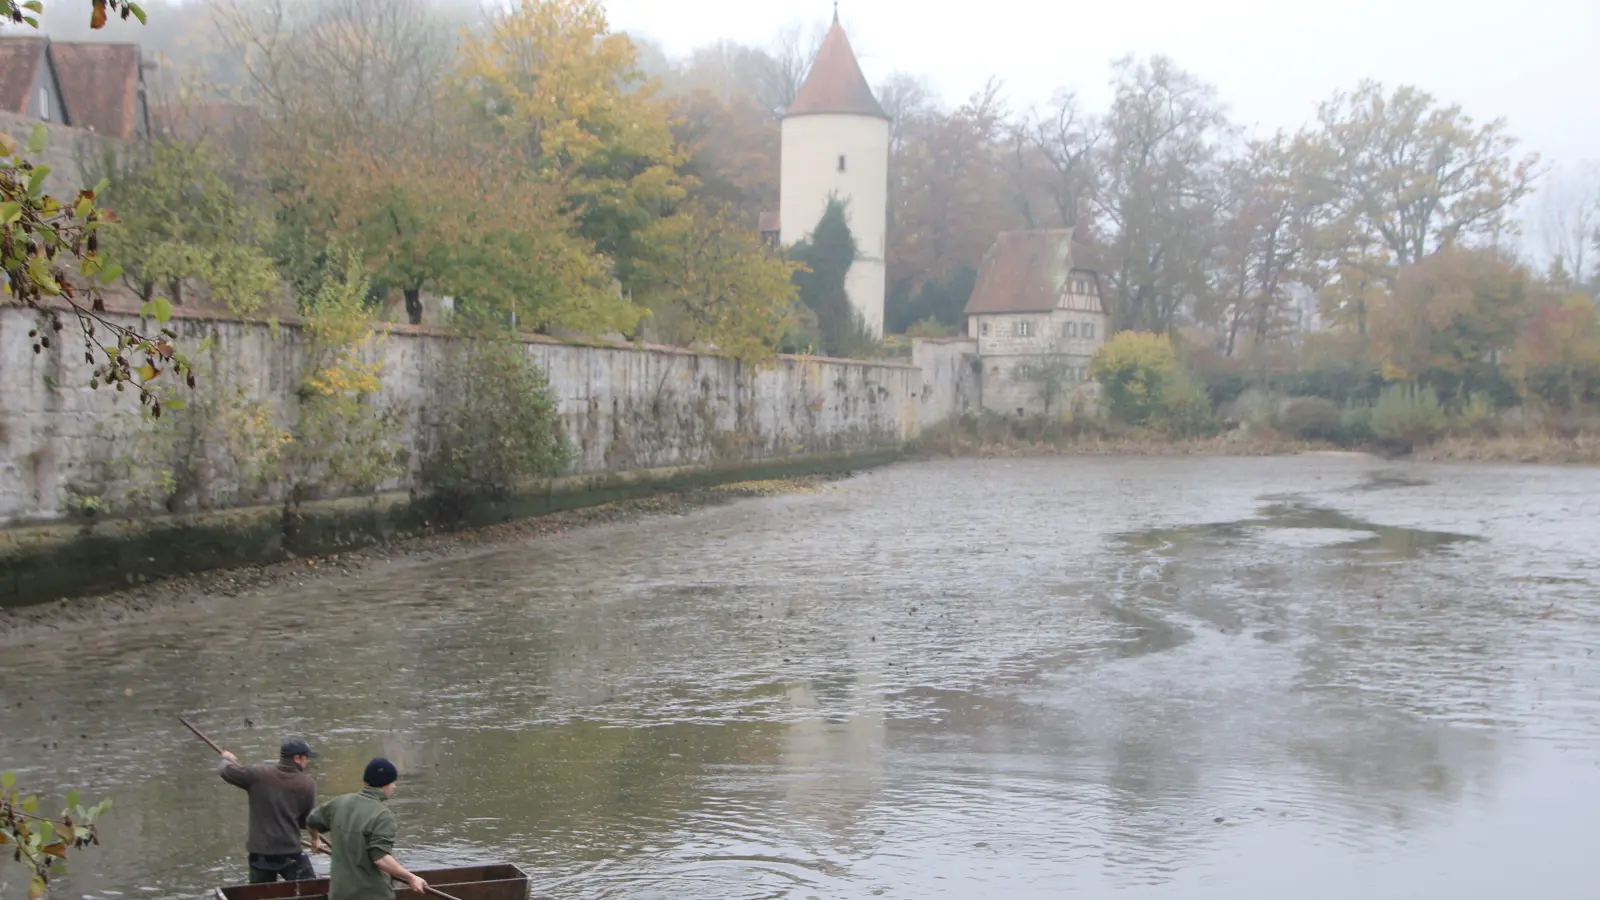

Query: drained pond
[3,455,1599,899]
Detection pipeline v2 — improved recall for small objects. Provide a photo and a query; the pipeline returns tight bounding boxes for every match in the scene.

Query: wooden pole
[178,716,225,755]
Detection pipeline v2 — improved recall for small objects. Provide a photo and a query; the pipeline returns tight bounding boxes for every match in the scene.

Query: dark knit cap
[363,757,398,788]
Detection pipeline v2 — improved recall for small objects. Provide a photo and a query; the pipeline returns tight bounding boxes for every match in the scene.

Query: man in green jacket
[306,758,428,899]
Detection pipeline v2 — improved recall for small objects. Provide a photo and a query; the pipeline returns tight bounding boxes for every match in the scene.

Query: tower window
[837,154,847,172]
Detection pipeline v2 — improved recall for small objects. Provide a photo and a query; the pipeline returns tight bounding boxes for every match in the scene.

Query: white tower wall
[779,113,890,339]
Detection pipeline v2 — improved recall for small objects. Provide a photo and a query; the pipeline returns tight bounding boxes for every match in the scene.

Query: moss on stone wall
[0,450,899,609]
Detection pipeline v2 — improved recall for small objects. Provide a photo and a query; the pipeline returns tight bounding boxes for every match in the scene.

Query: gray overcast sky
[609,0,1599,168]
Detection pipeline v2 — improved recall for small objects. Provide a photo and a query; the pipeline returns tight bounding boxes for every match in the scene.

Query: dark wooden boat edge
[214,862,531,900]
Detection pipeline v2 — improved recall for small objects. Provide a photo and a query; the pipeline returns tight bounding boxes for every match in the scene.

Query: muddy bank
[1415,433,1600,466]
[908,421,1600,466]
[907,430,1356,461]
[0,475,839,644]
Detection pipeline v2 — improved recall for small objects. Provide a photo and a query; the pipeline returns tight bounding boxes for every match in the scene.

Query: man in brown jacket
[219,738,321,883]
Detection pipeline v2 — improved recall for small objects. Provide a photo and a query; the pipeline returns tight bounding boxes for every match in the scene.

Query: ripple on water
[3,456,1600,900]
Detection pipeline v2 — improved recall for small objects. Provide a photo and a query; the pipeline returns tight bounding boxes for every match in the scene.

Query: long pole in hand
[301,839,455,900]
[178,716,225,755]
[393,879,465,900]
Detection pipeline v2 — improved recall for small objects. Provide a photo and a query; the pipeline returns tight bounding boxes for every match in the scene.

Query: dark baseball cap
[280,739,317,759]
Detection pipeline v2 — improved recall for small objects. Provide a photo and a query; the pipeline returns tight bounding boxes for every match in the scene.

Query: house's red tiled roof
[0,38,47,116]
[964,229,1105,316]
[153,102,263,141]
[757,210,780,233]
[785,18,887,120]
[50,41,141,139]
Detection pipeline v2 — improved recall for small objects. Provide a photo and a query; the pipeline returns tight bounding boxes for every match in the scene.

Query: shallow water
[3,455,1599,899]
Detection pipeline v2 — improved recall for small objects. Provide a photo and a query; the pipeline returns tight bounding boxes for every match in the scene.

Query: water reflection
[1,456,1598,899]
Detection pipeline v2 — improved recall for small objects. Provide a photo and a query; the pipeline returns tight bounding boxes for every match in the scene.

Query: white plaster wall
[780,113,889,338]
[910,338,980,429]
[971,310,1107,357]
[0,306,920,527]
[979,355,1099,418]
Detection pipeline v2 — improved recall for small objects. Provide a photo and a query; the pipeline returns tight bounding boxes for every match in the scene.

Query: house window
[980,322,990,337]
[838,154,847,172]
[1016,320,1033,338]
[39,87,48,120]
[1072,279,1086,294]
[1083,323,1096,340]
[1065,322,1078,338]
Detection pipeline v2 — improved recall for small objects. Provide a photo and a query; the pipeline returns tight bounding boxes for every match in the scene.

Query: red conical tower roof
[785,14,888,120]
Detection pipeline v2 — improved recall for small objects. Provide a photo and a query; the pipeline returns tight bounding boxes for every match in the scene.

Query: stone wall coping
[14,299,919,372]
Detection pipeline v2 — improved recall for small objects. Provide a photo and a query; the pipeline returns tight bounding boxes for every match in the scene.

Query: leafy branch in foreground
[1,771,112,900]
[2,124,196,418]
[0,0,146,30]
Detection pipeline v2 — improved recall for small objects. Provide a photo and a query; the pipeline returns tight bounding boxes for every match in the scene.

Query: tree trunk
[403,287,423,325]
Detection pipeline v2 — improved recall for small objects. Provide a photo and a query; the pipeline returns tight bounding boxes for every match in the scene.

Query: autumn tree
[218,0,462,320]
[1534,161,1600,294]
[1303,82,1540,323]
[887,80,1013,295]
[670,89,779,223]
[1507,294,1600,411]
[453,0,685,291]
[218,0,454,155]
[1094,55,1230,335]
[1199,135,1313,357]
[1011,89,1098,230]
[86,137,277,312]
[633,201,799,363]
[1369,247,1535,398]
[758,21,825,114]
[876,72,937,156]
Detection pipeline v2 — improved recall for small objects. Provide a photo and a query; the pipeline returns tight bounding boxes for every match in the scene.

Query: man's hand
[406,874,428,895]
[220,750,237,763]
[308,834,328,854]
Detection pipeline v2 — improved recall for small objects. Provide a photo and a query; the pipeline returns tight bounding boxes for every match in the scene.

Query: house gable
[30,39,69,124]
[50,41,145,140]
[0,38,45,116]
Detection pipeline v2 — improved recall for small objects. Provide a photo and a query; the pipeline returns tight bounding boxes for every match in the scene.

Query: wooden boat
[214,863,530,900]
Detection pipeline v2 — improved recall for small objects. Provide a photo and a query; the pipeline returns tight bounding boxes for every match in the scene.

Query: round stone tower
[779,11,890,339]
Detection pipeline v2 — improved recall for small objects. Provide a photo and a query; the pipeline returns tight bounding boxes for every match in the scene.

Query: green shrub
[1162,371,1220,439]
[1450,391,1498,436]
[426,338,572,502]
[1372,383,1447,450]
[1091,331,1179,427]
[1338,400,1375,444]
[1279,397,1342,441]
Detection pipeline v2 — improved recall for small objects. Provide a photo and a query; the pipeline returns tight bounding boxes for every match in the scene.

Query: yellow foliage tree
[632,202,800,365]
[1507,294,1600,411]
[453,0,687,283]
[1089,331,1179,426]
[1369,247,1534,396]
